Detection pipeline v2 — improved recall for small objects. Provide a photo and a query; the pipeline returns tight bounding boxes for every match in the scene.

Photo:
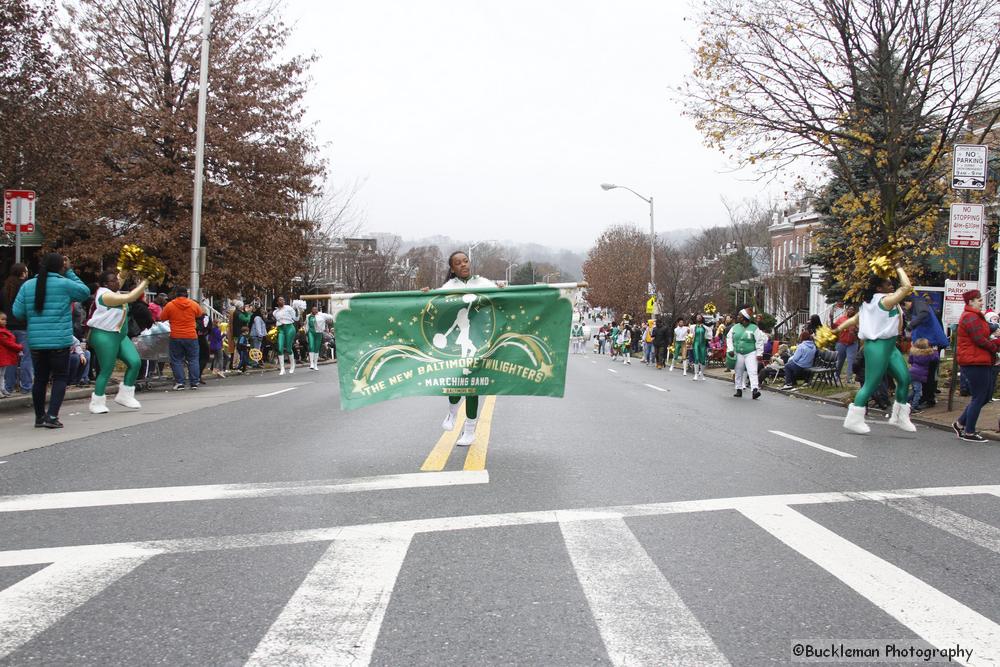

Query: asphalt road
[1,354,999,665]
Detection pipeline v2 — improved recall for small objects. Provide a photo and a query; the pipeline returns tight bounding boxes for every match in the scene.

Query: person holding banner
[432,251,498,446]
[834,266,915,434]
[273,296,299,376]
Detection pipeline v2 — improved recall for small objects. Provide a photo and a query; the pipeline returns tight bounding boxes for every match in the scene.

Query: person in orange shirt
[159,286,205,390]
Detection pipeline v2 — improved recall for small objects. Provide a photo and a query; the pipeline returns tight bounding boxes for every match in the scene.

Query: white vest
[858,293,900,340]
[86,287,128,333]
[440,275,497,289]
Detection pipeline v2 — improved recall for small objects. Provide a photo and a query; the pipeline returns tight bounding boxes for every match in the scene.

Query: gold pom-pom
[117,244,145,272]
[266,327,278,343]
[703,302,717,315]
[136,256,166,284]
[869,254,894,279]
[684,334,694,345]
[814,325,837,350]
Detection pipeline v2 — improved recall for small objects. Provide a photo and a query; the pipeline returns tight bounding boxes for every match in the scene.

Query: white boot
[312,353,319,370]
[843,403,870,434]
[442,401,460,430]
[683,360,689,376]
[89,393,109,414]
[889,401,917,432]
[114,384,141,409]
[278,356,286,375]
[289,356,296,374]
[456,418,478,446]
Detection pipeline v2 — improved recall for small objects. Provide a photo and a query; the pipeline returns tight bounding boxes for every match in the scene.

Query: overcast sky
[283,0,783,251]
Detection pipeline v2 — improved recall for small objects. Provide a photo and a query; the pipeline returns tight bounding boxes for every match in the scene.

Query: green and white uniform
[87,287,141,397]
[439,274,496,423]
[670,325,689,371]
[692,323,708,365]
[306,312,334,370]
[273,304,299,374]
[726,322,766,391]
[853,293,909,407]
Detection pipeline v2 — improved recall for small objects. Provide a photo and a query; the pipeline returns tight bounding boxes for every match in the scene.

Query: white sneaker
[89,393,109,414]
[843,403,870,434]
[113,384,141,409]
[442,405,460,431]
[279,369,286,376]
[456,419,477,446]
[889,402,917,432]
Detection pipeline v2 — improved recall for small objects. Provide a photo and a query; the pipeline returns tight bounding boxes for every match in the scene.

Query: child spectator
[0,311,24,397]
[908,337,936,413]
[208,319,225,377]
[236,326,250,373]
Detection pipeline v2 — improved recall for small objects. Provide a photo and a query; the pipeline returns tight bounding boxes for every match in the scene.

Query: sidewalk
[700,364,1000,440]
[0,359,336,414]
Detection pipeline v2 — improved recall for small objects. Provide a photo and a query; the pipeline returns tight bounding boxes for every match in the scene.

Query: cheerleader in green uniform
[305,305,334,370]
[87,271,149,414]
[691,314,708,380]
[273,296,299,375]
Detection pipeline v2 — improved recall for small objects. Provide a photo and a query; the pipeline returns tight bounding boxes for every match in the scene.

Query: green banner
[334,284,574,410]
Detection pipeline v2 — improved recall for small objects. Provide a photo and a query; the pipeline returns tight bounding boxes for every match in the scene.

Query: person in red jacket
[954,289,999,442]
[0,310,25,398]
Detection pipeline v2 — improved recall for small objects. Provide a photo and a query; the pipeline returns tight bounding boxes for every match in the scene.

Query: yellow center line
[463,396,496,471]
[420,413,465,472]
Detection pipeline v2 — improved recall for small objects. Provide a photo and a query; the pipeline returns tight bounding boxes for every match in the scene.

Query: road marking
[463,396,496,471]
[255,387,298,398]
[768,430,856,458]
[420,414,465,471]
[887,497,1000,554]
[0,470,489,513]
[0,556,152,659]
[644,384,667,392]
[738,502,1000,662]
[560,516,730,666]
[246,529,412,667]
[608,369,618,374]
[5,485,999,568]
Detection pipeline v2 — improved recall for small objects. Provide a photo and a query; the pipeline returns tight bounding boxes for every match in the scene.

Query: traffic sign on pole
[952,144,988,190]
[948,203,985,248]
[3,190,35,233]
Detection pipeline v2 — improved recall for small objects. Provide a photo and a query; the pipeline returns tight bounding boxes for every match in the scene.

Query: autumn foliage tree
[0,0,74,240]
[51,0,323,294]
[686,0,1000,299]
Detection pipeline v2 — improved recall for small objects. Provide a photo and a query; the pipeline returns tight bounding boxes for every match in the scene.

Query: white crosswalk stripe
[2,485,1000,665]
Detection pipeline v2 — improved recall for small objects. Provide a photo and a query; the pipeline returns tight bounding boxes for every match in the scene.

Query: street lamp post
[466,239,496,267]
[505,261,519,284]
[190,0,217,302]
[601,183,655,304]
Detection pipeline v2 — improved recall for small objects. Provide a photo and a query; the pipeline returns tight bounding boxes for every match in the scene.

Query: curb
[699,368,978,439]
[0,359,337,415]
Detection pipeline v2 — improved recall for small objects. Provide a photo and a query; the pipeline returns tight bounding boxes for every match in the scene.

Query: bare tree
[685,0,1000,295]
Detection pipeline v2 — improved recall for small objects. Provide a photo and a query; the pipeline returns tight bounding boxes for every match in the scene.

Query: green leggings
[853,338,910,407]
[90,328,141,396]
[692,342,707,365]
[448,395,479,419]
[276,324,296,356]
[307,332,323,353]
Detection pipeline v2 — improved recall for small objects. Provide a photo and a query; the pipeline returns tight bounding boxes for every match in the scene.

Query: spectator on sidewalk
[159,286,204,390]
[904,294,949,408]
[1,263,32,394]
[0,310,24,397]
[208,318,226,377]
[954,289,999,442]
[833,305,859,383]
[908,338,935,414]
[11,253,91,427]
[250,307,267,366]
[236,326,250,373]
[67,336,91,387]
[781,332,818,389]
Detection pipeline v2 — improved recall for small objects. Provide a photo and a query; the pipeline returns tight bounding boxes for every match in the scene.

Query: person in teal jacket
[12,253,91,428]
